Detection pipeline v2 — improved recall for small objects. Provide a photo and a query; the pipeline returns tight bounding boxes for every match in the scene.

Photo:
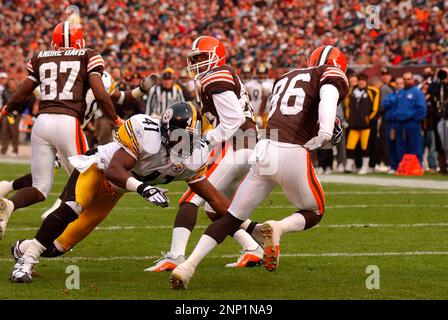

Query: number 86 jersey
[96,114,208,187]
[266,65,349,145]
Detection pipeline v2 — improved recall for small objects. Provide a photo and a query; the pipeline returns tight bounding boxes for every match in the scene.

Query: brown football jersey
[198,65,255,126]
[27,48,105,121]
[266,65,349,145]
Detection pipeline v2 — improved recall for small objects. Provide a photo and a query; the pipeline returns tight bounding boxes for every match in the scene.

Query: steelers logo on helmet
[161,102,201,162]
[163,108,174,128]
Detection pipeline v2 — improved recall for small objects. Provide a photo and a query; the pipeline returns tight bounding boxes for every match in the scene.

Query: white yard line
[6,222,448,232]
[1,251,448,263]
[318,175,448,190]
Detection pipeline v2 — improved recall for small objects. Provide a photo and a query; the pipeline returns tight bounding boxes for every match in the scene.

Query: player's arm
[104,148,169,208]
[110,74,157,105]
[204,91,245,146]
[188,178,230,216]
[1,79,37,115]
[89,73,121,125]
[304,84,339,150]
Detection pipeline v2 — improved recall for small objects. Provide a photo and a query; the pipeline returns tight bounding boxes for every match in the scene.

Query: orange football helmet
[309,45,347,73]
[51,21,85,50]
[186,36,226,78]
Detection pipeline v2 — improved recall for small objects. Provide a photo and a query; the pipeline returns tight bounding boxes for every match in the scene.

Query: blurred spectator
[421,68,438,172]
[177,69,194,102]
[1,1,447,78]
[427,68,448,174]
[0,72,7,106]
[145,67,185,118]
[375,68,394,172]
[1,79,21,156]
[344,74,379,174]
[384,71,426,170]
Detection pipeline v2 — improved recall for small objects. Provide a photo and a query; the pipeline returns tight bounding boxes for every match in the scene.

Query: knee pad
[65,201,83,215]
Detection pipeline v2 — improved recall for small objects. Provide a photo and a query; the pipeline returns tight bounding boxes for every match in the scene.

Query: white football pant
[31,114,88,198]
[228,139,325,221]
[180,141,252,213]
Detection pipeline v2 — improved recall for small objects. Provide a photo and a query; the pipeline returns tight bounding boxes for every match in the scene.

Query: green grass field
[0,163,447,300]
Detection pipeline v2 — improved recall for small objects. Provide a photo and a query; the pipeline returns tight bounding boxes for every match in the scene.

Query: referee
[145,68,185,118]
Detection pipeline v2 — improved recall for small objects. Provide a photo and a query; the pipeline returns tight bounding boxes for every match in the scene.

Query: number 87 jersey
[27,47,105,121]
[266,65,349,146]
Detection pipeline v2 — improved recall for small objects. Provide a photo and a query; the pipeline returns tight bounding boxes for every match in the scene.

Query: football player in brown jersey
[0,21,122,239]
[146,36,263,272]
[170,45,349,289]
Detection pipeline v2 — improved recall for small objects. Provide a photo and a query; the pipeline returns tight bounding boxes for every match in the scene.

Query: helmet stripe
[192,36,204,50]
[318,45,333,66]
[64,21,70,48]
[188,101,198,132]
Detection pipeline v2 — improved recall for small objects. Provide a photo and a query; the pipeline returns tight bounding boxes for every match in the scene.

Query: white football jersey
[98,114,207,187]
[244,79,263,114]
[261,79,274,97]
[84,71,116,127]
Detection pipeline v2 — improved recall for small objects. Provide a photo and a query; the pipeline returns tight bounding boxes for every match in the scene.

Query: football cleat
[9,257,38,283]
[0,198,14,240]
[170,262,195,290]
[225,246,263,268]
[261,220,282,272]
[144,252,185,272]
[0,181,13,198]
[11,240,24,262]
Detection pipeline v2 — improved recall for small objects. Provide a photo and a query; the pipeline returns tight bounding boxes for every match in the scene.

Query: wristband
[131,87,144,99]
[117,91,125,105]
[126,177,142,192]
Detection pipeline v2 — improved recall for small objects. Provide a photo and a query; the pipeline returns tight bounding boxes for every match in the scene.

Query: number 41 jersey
[27,48,105,121]
[266,65,349,145]
[96,114,207,186]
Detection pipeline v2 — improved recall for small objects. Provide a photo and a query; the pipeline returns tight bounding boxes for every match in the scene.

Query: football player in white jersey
[146,36,263,272]
[0,71,156,227]
[257,63,275,129]
[9,102,230,283]
[241,64,265,129]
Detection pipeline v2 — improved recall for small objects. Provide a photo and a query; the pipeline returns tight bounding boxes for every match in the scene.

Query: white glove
[139,74,158,92]
[303,133,332,151]
[137,183,169,208]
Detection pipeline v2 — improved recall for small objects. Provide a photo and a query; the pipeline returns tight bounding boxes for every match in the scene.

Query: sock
[35,203,78,248]
[170,227,191,258]
[12,174,32,190]
[232,229,259,251]
[10,187,45,210]
[41,241,66,258]
[278,213,306,234]
[185,234,217,268]
[23,238,46,261]
[18,239,32,254]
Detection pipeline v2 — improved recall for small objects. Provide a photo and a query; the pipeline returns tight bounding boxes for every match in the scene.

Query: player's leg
[146,143,228,271]
[0,173,33,198]
[358,128,372,174]
[170,153,276,289]
[260,147,324,272]
[10,165,103,283]
[207,147,264,268]
[345,129,361,172]
[41,118,89,221]
[0,116,56,239]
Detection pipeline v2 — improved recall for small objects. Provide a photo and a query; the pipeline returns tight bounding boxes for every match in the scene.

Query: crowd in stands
[1,0,447,79]
[1,0,447,174]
